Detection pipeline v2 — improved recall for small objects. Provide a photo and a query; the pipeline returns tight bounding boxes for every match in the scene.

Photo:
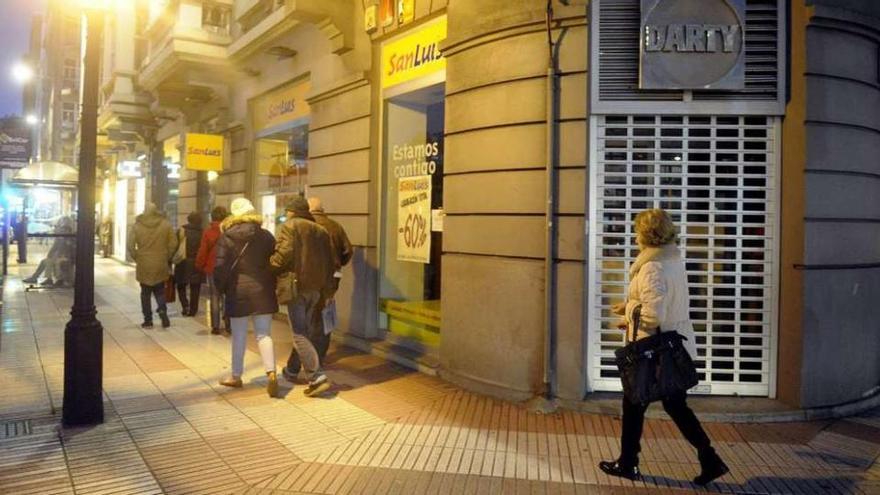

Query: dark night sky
[0,0,46,118]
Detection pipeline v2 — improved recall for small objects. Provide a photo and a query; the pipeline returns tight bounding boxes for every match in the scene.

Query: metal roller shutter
[587,114,780,397]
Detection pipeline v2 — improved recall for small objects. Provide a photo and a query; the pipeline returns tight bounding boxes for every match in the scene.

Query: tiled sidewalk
[0,259,879,494]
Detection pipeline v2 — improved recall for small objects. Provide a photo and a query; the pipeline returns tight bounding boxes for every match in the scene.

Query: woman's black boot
[598,460,641,481]
[694,450,729,486]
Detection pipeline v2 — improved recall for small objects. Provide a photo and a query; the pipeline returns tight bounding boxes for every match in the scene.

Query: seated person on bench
[22,217,76,287]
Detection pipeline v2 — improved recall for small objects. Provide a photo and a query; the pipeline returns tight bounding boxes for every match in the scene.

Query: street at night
[1,0,879,494]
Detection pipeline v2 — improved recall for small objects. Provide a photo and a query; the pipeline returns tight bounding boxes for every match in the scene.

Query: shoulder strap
[229,240,251,273]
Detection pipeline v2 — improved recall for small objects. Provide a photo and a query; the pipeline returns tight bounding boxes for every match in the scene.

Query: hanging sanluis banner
[381,15,446,90]
[184,133,224,171]
[397,175,432,263]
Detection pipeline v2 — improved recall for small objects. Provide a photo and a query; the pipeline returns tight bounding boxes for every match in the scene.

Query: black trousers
[176,283,201,314]
[140,283,167,322]
[619,392,714,467]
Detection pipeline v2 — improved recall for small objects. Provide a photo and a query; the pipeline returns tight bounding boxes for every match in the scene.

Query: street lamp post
[62,5,105,427]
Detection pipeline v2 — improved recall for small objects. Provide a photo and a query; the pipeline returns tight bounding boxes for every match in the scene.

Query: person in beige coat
[128,203,176,329]
[599,208,728,486]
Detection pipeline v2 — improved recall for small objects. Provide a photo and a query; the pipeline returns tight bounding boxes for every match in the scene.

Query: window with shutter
[586,1,785,397]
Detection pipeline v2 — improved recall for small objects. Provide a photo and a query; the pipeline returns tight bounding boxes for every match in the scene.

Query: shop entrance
[379,82,444,349]
[587,114,780,397]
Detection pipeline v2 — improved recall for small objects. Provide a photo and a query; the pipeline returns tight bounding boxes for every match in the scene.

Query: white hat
[230,197,256,217]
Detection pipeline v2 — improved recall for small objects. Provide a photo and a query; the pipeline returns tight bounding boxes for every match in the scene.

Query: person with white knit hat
[213,197,280,397]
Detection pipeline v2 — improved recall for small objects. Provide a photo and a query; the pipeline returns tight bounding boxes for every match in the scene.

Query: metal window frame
[586,115,781,397]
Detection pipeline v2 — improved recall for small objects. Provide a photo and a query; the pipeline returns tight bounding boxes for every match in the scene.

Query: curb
[559,390,880,423]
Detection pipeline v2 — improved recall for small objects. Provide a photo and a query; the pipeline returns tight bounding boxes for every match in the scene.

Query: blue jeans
[286,291,322,380]
[229,314,275,377]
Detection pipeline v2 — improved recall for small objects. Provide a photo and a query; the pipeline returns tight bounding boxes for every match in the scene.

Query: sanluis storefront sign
[253,80,311,132]
[639,0,745,90]
[381,15,446,90]
[0,121,31,169]
[184,133,224,172]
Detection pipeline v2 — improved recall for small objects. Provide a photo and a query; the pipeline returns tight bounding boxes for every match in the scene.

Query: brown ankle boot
[267,371,278,398]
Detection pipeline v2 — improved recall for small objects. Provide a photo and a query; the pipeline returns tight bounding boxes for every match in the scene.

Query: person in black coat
[213,198,279,398]
[174,212,205,316]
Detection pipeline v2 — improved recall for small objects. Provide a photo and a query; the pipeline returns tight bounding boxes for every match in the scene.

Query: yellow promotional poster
[253,80,311,132]
[380,0,394,27]
[184,133,224,171]
[397,175,432,263]
[381,16,446,89]
[397,0,414,25]
[256,139,289,176]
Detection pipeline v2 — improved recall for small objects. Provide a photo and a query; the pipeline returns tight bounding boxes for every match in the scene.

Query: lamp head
[11,63,34,84]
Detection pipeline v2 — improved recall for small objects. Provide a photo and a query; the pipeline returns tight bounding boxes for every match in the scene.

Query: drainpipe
[541,0,560,406]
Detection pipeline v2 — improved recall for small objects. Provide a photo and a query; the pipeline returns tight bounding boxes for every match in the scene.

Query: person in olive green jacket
[127,203,177,329]
[283,196,353,376]
[270,196,336,397]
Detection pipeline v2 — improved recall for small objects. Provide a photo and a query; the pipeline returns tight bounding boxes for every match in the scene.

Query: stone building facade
[51,0,880,411]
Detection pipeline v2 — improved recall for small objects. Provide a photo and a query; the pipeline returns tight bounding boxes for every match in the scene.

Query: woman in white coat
[599,209,728,486]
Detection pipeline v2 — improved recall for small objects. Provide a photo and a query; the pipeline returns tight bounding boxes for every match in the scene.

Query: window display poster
[398,0,414,25]
[257,139,289,176]
[397,175,432,263]
[380,0,395,26]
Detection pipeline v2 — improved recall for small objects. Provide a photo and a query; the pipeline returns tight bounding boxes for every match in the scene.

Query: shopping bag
[164,276,176,303]
[613,304,699,405]
[322,299,338,335]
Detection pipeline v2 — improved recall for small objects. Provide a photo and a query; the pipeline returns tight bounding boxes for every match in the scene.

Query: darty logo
[387,42,443,77]
[187,147,221,157]
[267,98,295,120]
[644,24,740,53]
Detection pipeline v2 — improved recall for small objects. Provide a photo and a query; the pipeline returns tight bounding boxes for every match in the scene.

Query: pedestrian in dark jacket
[127,203,176,329]
[174,212,204,316]
[270,195,336,397]
[285,196,353,375]
[214,198,279,398]
[196,206,230,334]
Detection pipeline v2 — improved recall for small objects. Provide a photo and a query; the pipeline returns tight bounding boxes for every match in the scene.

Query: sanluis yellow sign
[184,133,224,171]
[381,16,446,89]
[253,80,311,132]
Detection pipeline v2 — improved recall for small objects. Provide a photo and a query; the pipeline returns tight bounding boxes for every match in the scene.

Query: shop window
[63,59,78,90]
[379,83,445,348]
[202,3,230,34]
[62,103,76,127]
[255,123,308,231]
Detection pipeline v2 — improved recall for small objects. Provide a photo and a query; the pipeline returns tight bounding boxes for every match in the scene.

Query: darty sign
[639,0,745,90]
[382,16,446,90]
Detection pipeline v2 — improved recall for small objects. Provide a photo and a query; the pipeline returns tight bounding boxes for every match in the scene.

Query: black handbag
[614,306,699,405]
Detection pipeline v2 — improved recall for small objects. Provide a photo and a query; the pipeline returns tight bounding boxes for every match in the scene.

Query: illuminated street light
[25,114,38,126]
[11,62,34,84]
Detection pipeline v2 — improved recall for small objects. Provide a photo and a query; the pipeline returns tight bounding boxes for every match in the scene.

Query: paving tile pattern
[0,258,879,494]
